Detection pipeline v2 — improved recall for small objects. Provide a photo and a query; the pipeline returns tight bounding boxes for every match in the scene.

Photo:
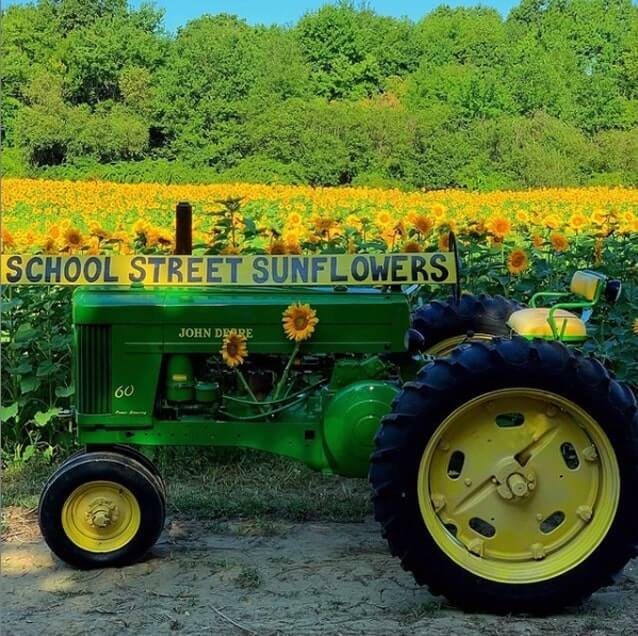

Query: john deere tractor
[35,213,638,615]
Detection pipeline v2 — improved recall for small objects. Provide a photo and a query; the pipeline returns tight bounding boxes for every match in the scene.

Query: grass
[236,565,262,589]
[2,456,53,509]
[2,447,372,523]
[400,600,445,622]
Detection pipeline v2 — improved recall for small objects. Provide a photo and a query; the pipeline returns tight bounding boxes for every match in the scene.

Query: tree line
[3,0,638,189]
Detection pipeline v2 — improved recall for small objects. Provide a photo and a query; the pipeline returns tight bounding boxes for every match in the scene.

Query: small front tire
[39,451,165,568]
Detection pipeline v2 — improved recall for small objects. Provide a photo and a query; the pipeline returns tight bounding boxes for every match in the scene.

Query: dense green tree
[154,14,258,166]
[295,2,417,99]
[3,0,638,189]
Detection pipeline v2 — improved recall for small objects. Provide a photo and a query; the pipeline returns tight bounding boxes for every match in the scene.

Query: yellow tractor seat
[508,308,587,341]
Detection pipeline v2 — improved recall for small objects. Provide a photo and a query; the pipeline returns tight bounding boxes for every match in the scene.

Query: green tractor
[37,215,638,615]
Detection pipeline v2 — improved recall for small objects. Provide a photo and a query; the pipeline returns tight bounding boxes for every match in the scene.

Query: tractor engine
[73,284,411,476]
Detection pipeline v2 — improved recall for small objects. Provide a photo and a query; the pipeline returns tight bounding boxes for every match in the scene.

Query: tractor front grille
[76,325,112,414]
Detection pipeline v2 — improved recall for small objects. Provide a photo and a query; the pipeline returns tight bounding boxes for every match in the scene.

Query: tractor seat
[508,308,587,340]
[507,270,608,342]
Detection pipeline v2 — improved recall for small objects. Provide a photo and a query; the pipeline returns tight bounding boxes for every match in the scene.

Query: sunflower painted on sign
[220,330,248,367]
[282,303,319,342]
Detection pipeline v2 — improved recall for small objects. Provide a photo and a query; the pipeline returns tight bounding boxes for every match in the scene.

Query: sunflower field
[2,178,638,458]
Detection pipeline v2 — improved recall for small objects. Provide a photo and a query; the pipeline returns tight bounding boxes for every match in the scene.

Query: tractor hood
[72,286,411,354]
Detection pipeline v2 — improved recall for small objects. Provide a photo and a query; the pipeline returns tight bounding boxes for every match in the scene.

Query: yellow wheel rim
[61,481,141,553]
[417,388,620,583]
[425,333,495,357]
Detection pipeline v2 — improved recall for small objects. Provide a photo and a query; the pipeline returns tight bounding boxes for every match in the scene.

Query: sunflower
[286,240,302,255]
[88,221,110,240]
[507,249,529,275]
[468,220,487,237]
[220,330,248,368]
[544,215,561,230]
[1,228,16,251]
[550,232,569,252]
[110,229,129,244]
[402,240,421,253]
[413,215,433,235]
[634,319,638,336]
[490,217,512,238]
[269,239,287,255]
[532,234,544,248]
[41,236,59,254]
[288,212,303,226]
[157,229,174,247]
[63,227,84,250]
[86,236,101,255]
[345,214,362,230]
[133,219,149,236]
[392,221,406,239]
[376,210,393,229]
[282,303,319,342]
[313,217,335,234]
[438,233,450,251]
[431,203,446,218]
[569,213,587,231]
[146,227,161,247]
[516,210,530,224]
[591,210,607,226]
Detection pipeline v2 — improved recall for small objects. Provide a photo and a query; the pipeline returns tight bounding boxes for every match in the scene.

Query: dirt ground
[2,509,637,636]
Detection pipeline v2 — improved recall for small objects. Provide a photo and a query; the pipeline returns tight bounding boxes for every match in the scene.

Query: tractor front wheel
[65,444,167,501]
[370,337,638,614]
[39,450,165,568]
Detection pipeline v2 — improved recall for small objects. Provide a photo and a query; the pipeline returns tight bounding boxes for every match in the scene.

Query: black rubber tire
[370,337,638,614]
[412,293,523,351]
[92,445,167,501]
[63,445,167,502]
[39,451,165,569]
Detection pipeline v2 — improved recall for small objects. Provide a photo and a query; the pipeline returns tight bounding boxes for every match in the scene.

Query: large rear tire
[370,337,638,614]
[412,293,522,355]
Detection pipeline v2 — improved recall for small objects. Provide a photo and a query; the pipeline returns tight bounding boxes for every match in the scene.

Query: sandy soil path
[2,512,637,636]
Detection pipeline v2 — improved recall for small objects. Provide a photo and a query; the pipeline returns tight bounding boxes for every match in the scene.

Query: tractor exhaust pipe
[175,201,193,255]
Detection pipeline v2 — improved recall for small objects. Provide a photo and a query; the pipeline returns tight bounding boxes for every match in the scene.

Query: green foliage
[1,286,75,455]
[2,0,638,187]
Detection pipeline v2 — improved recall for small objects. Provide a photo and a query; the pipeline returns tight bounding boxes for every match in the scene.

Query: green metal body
[73,285,412,477]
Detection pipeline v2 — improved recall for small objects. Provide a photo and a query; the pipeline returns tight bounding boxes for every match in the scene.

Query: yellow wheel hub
[62,481,141,553]
[426,333,494,357]
[418,388,620,583]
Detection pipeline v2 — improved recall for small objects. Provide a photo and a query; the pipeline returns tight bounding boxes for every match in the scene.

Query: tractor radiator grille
[76,325,112,414]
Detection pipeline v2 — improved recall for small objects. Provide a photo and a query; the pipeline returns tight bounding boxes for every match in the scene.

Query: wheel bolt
[508,473,529,497]
[582,446,598,462]
[91,509,111,528]
[577,505,593,522]
[431,494,446,512]
[467,538,484,557]
[531,543,546,560]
